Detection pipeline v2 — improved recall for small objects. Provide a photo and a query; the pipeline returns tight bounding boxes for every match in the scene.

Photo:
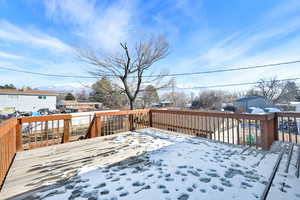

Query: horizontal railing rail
[150,109,275,120]
[0,118,17,187]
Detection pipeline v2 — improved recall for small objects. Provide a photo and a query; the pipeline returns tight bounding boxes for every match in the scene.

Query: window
[8,95,19,99]
[38,96,47,99]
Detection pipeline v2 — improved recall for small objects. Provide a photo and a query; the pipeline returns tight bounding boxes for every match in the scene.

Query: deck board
[267,143,300,199]
[0,131,171,199]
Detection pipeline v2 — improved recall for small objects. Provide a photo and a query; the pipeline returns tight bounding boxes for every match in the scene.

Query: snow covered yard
[1,128,295,200]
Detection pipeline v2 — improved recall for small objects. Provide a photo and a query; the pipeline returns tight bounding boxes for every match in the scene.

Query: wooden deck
[0,131,170,200]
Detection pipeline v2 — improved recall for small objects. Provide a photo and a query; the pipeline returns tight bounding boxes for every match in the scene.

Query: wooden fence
[0,118,17,187]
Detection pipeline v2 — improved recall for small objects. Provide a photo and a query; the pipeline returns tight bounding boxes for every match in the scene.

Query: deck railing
[0,118,17,186]
[86,109,150,138]
[276,112,300,144]
[151,110,276,149]
[1,109,300,152]
[17,115,72,150]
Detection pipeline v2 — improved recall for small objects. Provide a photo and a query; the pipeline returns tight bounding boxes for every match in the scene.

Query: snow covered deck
[0,128,299,200]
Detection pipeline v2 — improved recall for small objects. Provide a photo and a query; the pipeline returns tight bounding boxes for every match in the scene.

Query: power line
[143,60,300,77]
[0,66,97,78]
[0,59,299,78]
[159,77,300,90]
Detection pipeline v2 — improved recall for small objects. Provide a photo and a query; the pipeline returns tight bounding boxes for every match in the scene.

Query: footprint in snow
[199,177,211,183]
[94,182,106,189]
[157,184,166,189]
[100,189,109,195]
[178,193,189,200]
[119,191,129,197]
[116,186,124,191]
[132,181,145,187]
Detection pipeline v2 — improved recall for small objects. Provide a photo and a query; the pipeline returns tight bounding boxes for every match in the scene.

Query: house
[234,96,272,113]
[152,101,173,108]
[57,100,102,112]
[0,89,57,112]
[290,101,300,112]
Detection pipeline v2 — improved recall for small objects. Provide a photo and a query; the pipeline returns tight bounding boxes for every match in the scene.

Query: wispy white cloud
[0,51,24,60]
[44,0,135,52]
[0,20,71,54]
[168,1,300,92]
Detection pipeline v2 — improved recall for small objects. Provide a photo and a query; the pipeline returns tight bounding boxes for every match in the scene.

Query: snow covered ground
[3,128,286,200]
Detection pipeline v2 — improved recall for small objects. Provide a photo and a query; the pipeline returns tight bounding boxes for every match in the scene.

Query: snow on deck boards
[0,128,282,200]
[267,142,300,200]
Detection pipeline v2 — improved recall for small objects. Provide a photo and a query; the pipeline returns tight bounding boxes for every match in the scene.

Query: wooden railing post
[96,117,101,137]
[62,119,70,143]
[129,114,134,131]
[149,110,153,127]
[16,119,23,151]
[260,114,276,150]
[273,112,279,141]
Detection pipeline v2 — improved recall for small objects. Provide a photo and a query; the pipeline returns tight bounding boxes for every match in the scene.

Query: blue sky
[0,0,300,92]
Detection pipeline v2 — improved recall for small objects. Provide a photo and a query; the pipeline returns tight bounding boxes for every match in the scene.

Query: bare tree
[191,90,225,110]
[248,77,300,104]
[255,77,283,103]
[278,81,299,103]
[78,35,169,109]
[161,91,188,108]
[140,85,159,108]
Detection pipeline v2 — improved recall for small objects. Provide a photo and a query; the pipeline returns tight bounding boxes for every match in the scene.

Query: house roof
[57,100,101,105]
[0,89,58,96]
[235,96,264,102]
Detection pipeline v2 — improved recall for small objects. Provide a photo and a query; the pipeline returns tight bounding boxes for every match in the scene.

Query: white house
[0,89,58,112]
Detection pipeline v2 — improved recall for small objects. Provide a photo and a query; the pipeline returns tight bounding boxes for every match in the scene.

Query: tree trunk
[129,100,134,110]
[129,99,134,130]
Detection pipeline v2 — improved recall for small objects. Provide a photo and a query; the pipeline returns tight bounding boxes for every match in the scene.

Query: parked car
[61,108,79,113]
[264,107,281,113]
[279,120,298,134]
[31,111,41,116]
[248,107,265,114]
[37,108,50,115]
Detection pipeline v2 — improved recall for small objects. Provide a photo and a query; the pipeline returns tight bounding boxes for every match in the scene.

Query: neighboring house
[275,102,300,111]
[234,96,272,113]
[290,101,300,112]
[0,89,57,112]
[152,101,173,108]
[57,100,102,112]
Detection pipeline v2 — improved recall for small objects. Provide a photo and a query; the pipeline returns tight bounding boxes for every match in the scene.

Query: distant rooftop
[235,96,265,102]
[57,100,101,105]
[0,89,58,96]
